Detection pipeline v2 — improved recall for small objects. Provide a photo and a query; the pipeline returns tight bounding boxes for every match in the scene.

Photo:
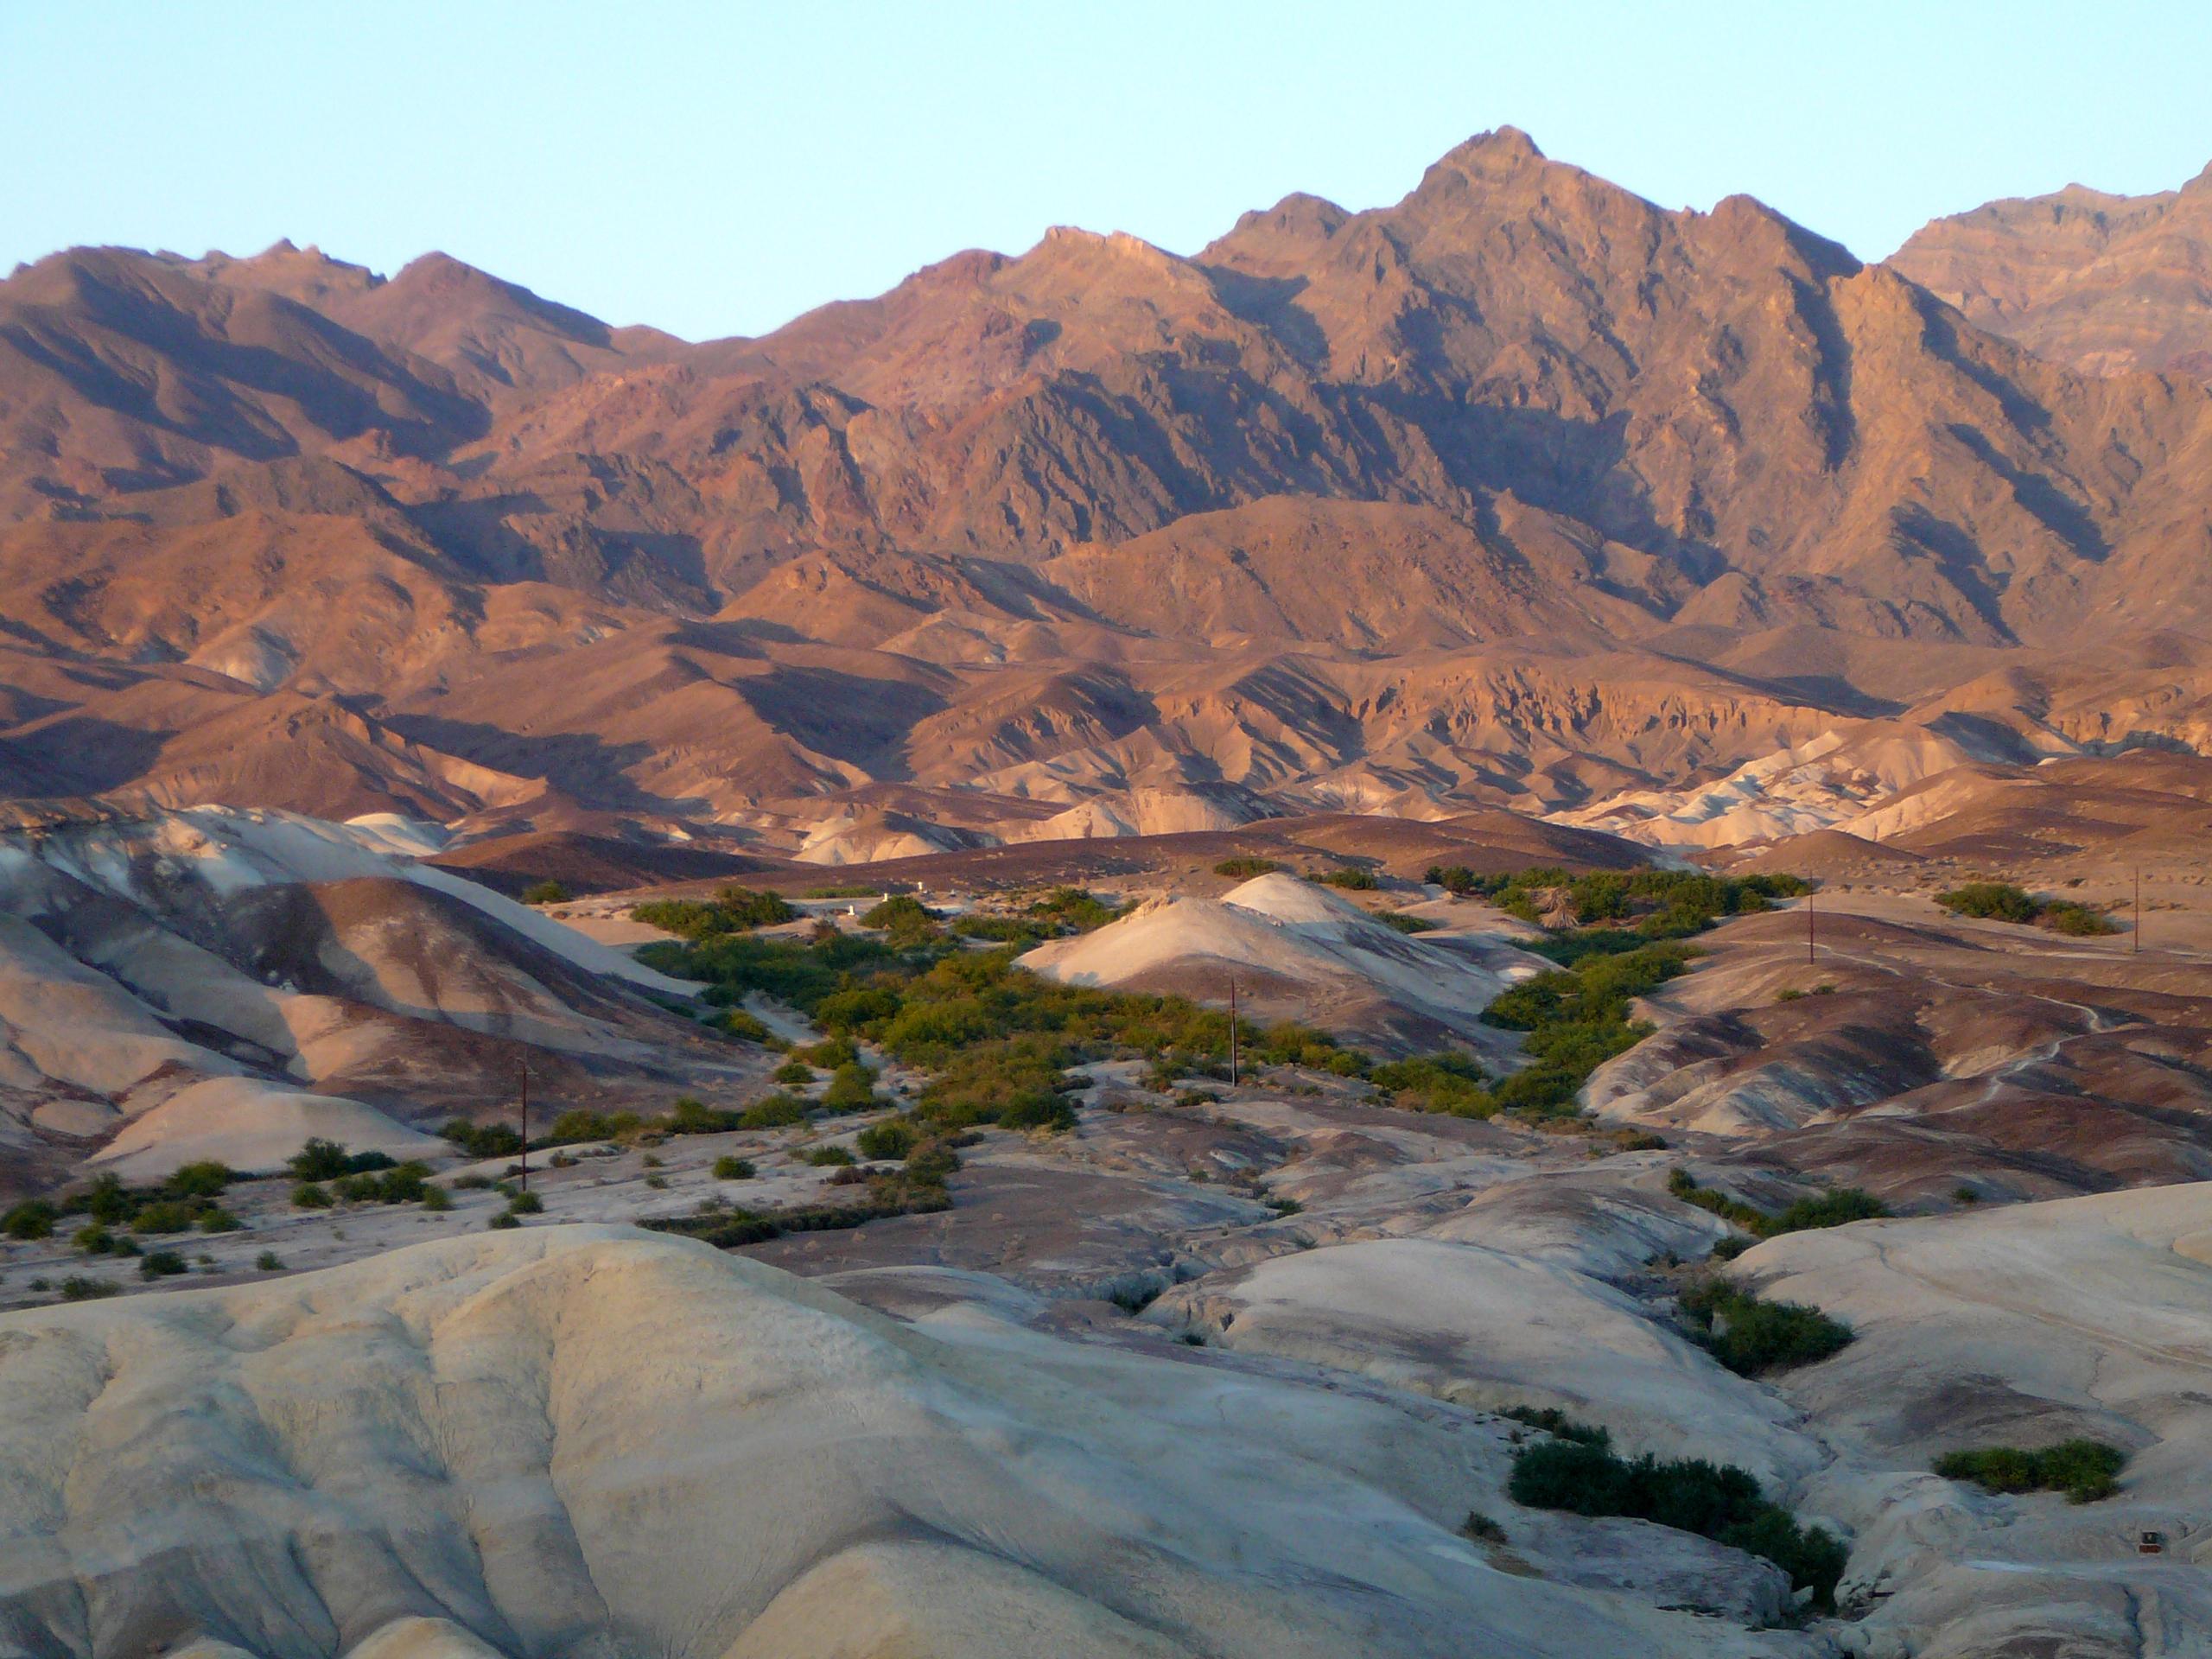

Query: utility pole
[2134,868,2141,956]
[1807,889,1815,966]
[1228,977,1240,1089]
[518,1056,531,1192]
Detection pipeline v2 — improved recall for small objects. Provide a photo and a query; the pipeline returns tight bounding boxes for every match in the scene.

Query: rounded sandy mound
[1018,873,1543,1049]
[0,1226,1802,1659]
[88,1076,445,1179]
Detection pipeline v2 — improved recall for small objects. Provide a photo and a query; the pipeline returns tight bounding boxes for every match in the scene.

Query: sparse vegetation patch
[1933,1440,2126,1503]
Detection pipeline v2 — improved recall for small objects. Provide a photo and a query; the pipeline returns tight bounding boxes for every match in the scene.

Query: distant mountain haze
[2,130,2209,848]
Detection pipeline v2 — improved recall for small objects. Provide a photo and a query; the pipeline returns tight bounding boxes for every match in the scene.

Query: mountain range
[3,128,2209,857]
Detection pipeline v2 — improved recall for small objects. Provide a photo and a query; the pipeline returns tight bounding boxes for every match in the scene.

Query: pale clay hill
[2,130,2212,861]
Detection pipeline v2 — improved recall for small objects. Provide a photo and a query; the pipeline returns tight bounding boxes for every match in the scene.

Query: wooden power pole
[1229,977,1240,1088]
[2134,868,2142,956]
[1807,889,1815,966]
[518,1056,531,1192]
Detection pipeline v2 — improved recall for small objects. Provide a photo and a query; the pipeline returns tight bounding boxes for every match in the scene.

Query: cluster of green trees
[1425,866,1808,954]
[1506,1421,1847,1608]
[1934,881,2117,936]
[634,885,799,938]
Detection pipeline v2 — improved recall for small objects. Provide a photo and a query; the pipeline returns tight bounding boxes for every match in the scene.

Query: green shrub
[1508,1437,1846,1608]
[522,879,572,905]
[1935,882,2040,924]
[291,1181,334,1210]
[487,1211,521,1230]
[130,1200,200,1236]
[1934,1440,2125,1503]
[287,1140,392,1181]
[442,1119,524,1159]
[805,1145,856,1167]
[507,1191,543,1216]
[1669,1171,1890,1239]
[60,1274,121,1301]
[855,1119,918,1161]
[255,1250,284,1271]
[1679,1281,1854,1375]
[1027,887,1122,933]
[1497,1406,1611,1446]
[822,1061,880,1112]
[634,886,797,938]
[717,1007,773,1042]
[1309,866,1379,890]
[861,895,942,943]
[712,1155,756,1180]
[1214,856,1284,879]
[137,1249,190,1280]
[773,1058,817,1084]
[1379,912,1439,933]
[738,1094,810,1129]
[421,1185,454,1212]
[3,1200,56,1240]
[166,1161,235,1199]
[197,1207,244,1234]
[799,1033,859,1068]
[2043,900,2118,937]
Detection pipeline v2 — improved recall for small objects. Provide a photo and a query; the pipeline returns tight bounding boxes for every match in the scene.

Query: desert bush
[60,1274,121,1301]
[506,1191,543,1216]
[738,1093,810,1129]
[287,1140,393,1181]
[855,1118,918,1161]
[290,1181,333,1209]
[255,1250,284,1271]
[1934,1440,2125,1503]
[1309,866,1379,890]
[821,1061,880,1112]
[716,1006,773,1042]
[773,1058,817,1084]
[196,1207,244,1234]
[521,879,572,905]
[861,895,942,944]
[1508,1436,1846,1606]
[421,1185,454,1212]
[1935,881,2040,924]
[634,886,796,938]
[952,913,1046,944]
[1497,1406,1611,1446]
[166,1161,235,1199]
[1678,1280,1853,1375]
[3,1200,56,1240]
[1370,1052,1491,1116]
[1460,1510,1508,1544]
[670,1096,741,1135]
[2042,900,2118,937]
[1213,856,1284,879]
[442,1119,524,1159]
[137,1249,189,1279]
[487,1211,521,1230]
[1379,911,1439,933]
[712,1155,756,1180]
[1669,1171,1888,1239]
[129,1200,200,1236]
[805,1145,856,1167]
[1027,887,1122,933]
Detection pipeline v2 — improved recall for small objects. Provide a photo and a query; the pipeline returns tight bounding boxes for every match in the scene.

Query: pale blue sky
[5,2,2209,341]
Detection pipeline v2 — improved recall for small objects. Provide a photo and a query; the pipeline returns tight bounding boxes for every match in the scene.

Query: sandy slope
[1740,1185,2212,1655]
[0,1225,1816,1659]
